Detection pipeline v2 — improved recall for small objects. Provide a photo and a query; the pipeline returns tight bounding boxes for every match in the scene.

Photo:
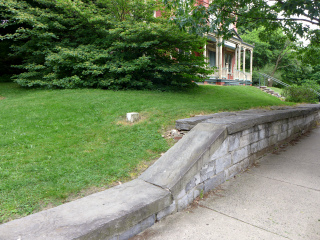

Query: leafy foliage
[283,84,318,103]
[240,27,293,71]
[0,0,211,90]
[164,0,319,40]
[280,34,320,86]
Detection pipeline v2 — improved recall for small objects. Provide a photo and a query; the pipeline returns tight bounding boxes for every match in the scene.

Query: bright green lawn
[269,87,283,95]
[0,83,293,223]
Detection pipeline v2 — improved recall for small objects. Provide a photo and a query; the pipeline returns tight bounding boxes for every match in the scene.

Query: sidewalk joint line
[248,173,320,192]
[199,204,292,239]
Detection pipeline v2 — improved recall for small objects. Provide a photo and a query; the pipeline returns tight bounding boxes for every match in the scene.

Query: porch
[203,33,254,85]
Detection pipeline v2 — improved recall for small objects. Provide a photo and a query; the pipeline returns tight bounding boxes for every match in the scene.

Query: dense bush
[0,0,211,90]
[283,84,319,103]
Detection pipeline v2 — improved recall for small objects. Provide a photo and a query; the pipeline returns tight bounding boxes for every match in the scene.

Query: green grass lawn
[0,82,293,223]
[269,87,283,95]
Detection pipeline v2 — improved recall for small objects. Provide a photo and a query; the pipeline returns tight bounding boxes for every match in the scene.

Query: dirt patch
[116,114,148,126]
[0,96,5,100]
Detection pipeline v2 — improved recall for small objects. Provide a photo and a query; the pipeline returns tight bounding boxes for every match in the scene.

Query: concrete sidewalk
[132,127,320,240]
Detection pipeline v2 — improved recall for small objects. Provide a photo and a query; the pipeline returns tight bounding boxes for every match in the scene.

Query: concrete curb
[1,104,320,240]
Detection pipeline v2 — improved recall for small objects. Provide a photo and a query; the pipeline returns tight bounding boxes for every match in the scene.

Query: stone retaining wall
[1,104,319,240]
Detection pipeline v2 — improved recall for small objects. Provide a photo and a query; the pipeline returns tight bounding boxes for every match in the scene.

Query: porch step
[257,86,283,99]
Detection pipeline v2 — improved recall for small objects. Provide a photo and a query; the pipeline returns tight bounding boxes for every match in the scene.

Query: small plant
[199,190,204,199]
[282,84,318,103]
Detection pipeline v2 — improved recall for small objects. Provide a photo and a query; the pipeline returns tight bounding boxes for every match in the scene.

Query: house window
[209,50,216,67]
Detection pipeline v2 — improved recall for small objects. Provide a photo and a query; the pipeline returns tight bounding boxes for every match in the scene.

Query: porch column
[238,44,241,74]
[203,44,207,64]
[250,49,253,75]
[234,45,238,79]
[216,41,219,69]
[243,47,246,73]
[219,37,223,79]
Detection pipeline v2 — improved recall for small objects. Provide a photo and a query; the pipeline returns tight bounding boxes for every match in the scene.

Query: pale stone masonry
[0,104,319,240]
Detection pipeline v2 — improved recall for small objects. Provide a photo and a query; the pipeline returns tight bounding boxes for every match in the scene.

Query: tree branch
[274,0,320,23]
[220,9,319,26]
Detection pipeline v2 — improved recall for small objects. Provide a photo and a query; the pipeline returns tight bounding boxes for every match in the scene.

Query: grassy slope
[269,87,283,95]
[0,83,293,223]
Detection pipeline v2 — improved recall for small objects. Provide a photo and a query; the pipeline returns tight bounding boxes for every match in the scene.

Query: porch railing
[258,72,320,97]
[258,73,290,88]
[234,69,251,81]
[206,68,252,82]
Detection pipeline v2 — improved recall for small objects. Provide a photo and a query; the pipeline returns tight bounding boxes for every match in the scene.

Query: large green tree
[164,0,319,40]
[0,0,211,90]
[282,32,320,85]
[240,27,293,72]
[240,27,296,86]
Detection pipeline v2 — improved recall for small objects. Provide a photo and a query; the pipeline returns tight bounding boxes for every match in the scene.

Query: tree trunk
[268,40,291,87]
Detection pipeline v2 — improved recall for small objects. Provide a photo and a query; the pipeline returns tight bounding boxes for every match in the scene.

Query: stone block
[210,138,229,160]
[126,112,140,123]
[241,127,253,136]
[194,172,201,185]
[177,194,189,211]
[200,168,209,182]
[177,184,204,211]
[250,142,258,153]
[118,214,156,240]
[206,170,216,179]
[0,179,171,240]
[176,188,186,200]
[270,122,281,136]
[259,139,269,150]
[249,131,259,143]
[215,154,232,173]
[207,161,215,173]
[228,133,241,151]
[258,128,266,140]
[288,119,294,129]
[225,158,250,180]
[305,115,313,123]
[185,178,196,193]
[287,128,293,137]
[278,131,288,141]
[175,114,218,130]
[264,123,271,136]
[185,173,202,193]
[204,172,225,192]
[250,139,268,153]
[240,133,250,148]
[192,184,204,199]
[268,135,278,146]
[281,122,288,132]
[233,146,250,164]
[156,201,177,221]
[293,118,303,126]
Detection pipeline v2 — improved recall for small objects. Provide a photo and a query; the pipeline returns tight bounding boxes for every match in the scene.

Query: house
[154,1,254,86]
[204,31,254,85]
